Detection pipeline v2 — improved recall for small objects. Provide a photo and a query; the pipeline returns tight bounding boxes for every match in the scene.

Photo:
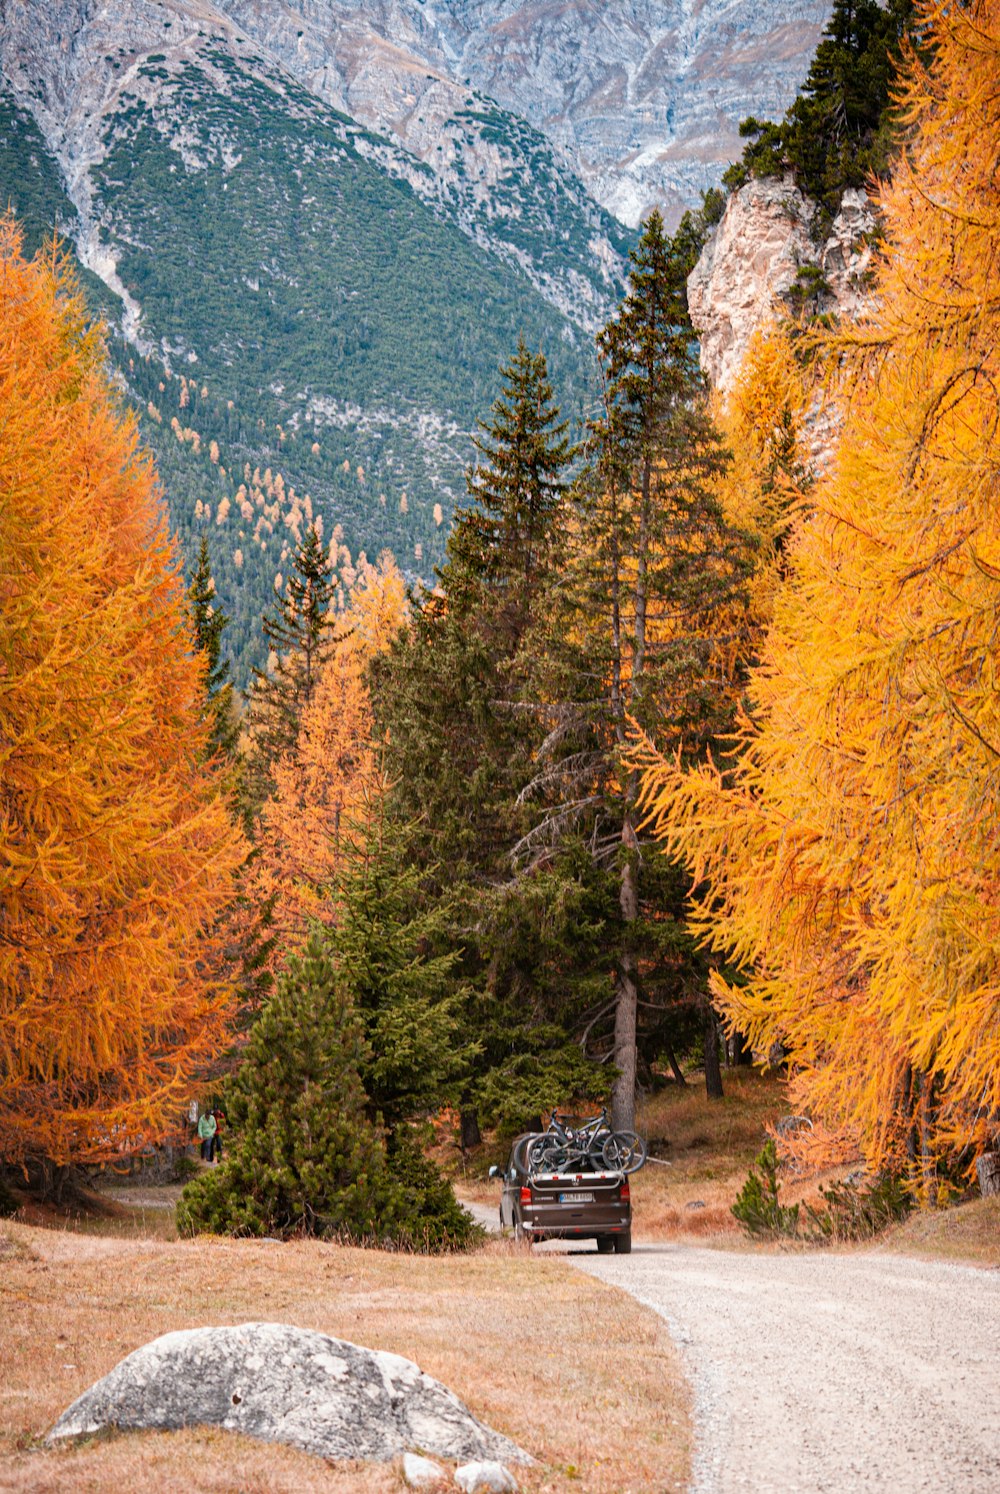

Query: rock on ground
[48,1322,530,1468]
[455,1462,519,1493]
[403,1451,448,1488]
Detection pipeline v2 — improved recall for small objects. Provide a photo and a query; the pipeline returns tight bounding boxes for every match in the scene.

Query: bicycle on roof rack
[513,1108,647,1175]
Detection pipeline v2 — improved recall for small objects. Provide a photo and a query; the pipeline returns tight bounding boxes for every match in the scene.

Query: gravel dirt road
[572,1243,1000,1493]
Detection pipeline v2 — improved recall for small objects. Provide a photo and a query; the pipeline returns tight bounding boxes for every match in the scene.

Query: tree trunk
[918,1070,938,1206]
[666,1046,687,1086]
[611,837,640,1133]
[730,1030,753,1067]
[901,1064,918,1167]
[703,1003,724,1100]
[976,1151,1000,1197]
[460,1109,482,1151]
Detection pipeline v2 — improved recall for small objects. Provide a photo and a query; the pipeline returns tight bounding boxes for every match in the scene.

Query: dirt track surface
[571,1244,1000,1493]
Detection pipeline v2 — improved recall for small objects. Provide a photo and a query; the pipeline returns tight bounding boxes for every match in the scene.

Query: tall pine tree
[245,523,337,808]
[371,343,601,1136]
[188,536,240,763]
[448,335,575,655]
[523,212,753,1126]
[376,340,576,881]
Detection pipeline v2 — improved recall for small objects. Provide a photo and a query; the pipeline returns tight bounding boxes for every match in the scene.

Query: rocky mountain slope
[0,0,834,684]
[215,0,832,227]
[0,0,605,682]
[0,0,632,330]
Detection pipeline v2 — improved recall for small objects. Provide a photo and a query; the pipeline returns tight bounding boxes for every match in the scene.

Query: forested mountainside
[0,3,615,685]
[215,0,832,228]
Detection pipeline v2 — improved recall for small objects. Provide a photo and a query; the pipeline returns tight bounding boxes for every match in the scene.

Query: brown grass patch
[879,1196,1000,1268]
[0,1221,690,1493]
[632,1070,790,1244]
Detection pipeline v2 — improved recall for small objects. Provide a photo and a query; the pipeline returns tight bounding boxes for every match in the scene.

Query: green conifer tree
[245,523,337,807]
[330,810,470,1127]
[375,341,577,879]
[525,212,753,1126]
[726,0,914,224]
[369,344,604,1135]
[177,933,397,1239]
[177,933,478,1248]
[448,335,576,654]
[188,536,240,762]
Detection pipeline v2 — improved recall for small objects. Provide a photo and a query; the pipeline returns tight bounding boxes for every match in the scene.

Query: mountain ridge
[213,0,833,228]
[0,0,633,332]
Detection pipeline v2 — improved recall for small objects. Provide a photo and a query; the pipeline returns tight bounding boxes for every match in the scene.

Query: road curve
[571,1244,1000,1493]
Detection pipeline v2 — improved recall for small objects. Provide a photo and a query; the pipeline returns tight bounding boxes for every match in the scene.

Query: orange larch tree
[251,555,407,963]
[0,224,246,1174]
[635,0,1000,1195]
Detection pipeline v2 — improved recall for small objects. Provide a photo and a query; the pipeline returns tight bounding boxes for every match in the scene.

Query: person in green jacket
[197,1108,217,1163]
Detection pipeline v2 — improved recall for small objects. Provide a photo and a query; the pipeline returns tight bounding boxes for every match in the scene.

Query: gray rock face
[688,175,877,393]
[48,1322,531,1467]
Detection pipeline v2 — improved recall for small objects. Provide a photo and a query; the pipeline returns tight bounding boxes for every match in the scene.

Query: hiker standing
[197,1108,217,1162]
[210,1107,226,1163]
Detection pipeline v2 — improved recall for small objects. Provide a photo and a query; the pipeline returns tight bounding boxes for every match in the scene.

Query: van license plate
[559,1191,594,1203]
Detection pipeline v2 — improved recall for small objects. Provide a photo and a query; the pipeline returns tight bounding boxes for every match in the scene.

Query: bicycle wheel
[586,1129,613,1168]
[528,1135,569,1172]
[601,1131,648,1173]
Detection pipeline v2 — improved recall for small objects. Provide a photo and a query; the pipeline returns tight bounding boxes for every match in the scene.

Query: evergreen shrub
[733,1141,913,1241]
[176,934,478,1250]
[731,1139,801,1237]
[804,1172,913,1241]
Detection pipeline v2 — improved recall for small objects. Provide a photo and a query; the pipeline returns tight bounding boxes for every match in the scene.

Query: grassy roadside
[878,1197,1000,1268]
[0,1221,691,1493]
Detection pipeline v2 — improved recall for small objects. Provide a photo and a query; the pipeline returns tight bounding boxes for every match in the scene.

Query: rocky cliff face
[688,176,876,393]
[214,0,832,229]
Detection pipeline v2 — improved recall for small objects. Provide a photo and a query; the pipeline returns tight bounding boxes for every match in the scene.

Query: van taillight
[620,1180,631,1202]
[519,1186,532,1205]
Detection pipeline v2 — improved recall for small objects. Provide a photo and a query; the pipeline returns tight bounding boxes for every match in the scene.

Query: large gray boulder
[48,1322,530,1467]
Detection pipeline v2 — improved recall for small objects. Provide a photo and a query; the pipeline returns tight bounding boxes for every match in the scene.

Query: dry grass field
[3,1069,994,1492]
[630,1070,788,1239]
[0,1219,691,1494]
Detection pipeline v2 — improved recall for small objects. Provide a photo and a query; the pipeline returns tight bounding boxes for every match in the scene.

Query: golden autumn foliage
[0,224,246,1169]
[252,555,407,962]
[712,325,805,647]
[635,0,1000,1193]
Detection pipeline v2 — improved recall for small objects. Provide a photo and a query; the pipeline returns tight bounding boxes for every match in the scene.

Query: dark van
[490,1134,632,1252]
